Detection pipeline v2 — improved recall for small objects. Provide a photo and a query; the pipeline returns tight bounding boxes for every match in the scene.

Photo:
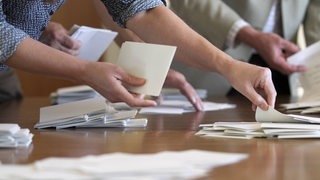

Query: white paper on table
[139,100,236,115]
[70,25,118,61]
[256,107,320,123]
[38,97,107,124]
[116,41,176,96]
[0,150,248,180]
[288,41,320,101]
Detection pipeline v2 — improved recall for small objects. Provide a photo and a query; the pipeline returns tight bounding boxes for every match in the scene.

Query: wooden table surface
[1,96,320,180]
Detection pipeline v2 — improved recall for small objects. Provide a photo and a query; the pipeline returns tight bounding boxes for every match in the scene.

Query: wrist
[236,26,261,48]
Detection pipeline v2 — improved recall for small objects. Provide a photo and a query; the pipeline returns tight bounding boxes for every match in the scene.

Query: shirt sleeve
[225,19,250,48]
[100,0,166,27]
[0,2,29,70]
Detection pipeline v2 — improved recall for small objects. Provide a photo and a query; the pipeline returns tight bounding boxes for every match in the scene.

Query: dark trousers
[227,54,290,96]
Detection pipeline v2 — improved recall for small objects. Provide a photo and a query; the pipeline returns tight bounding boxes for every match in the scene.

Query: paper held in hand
[116,41,177,96]
[69,24,118,61]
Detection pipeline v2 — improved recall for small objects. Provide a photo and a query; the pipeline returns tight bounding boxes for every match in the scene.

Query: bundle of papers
[0,124,33,148]
[69,24,117,61]
[282,41,320,114]
[196,107,320,139]
[139,100,236,114]
[50,85,101,104]
[34,98,146,129]
[161,88,207,100]
[0,150,247,180]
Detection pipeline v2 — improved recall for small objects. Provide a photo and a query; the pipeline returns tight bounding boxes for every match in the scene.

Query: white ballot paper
[196,107,320,139]
[70,25,117,61]
[0,150,247,180]
[116,41,176,96]
[34,98,143,129]
[287,41,320,102]
[0,124,33,148]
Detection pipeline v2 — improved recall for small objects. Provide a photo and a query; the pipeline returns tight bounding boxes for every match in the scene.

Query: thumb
[115,69,146,87]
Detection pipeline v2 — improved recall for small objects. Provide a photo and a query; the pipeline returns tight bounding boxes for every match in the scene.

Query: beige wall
[15,1,101,97]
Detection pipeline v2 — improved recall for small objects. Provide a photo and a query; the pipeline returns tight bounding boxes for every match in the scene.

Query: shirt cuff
[225,19,250,48]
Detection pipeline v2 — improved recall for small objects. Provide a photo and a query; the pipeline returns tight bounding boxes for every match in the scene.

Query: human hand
[39,22,81,56]
[82,61,157,107]
[163,69,204,111]
[226,60,277,111]
[237,27,304,75]
[253,32,304,75]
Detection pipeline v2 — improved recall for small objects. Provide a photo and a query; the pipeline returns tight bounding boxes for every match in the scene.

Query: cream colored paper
[116,41,176,96]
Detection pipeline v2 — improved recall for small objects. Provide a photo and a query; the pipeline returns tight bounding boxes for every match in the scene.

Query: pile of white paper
[139,100,236,114]
[0,124,33,148]
[283,41,320,114]
[34,98,147,129]
[161,88,208,100]
[0,150,247,180]
[50,85,101,104]
[196,107,320,139]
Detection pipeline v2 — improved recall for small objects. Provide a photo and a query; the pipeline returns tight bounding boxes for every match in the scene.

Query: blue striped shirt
[0,0,165,70]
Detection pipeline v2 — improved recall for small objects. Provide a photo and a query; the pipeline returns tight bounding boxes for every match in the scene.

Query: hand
[39,22,81,56]
[82,61,157,107]
[253,32,304,75]
[237,27,304,75]
[163,69,204,111]
[226,60,277,111]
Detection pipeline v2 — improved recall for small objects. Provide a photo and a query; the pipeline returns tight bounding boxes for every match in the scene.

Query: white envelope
[116,41,176,96]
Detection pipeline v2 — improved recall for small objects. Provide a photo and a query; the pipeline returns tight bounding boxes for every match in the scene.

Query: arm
[124,6,276,110]
[93,0,204,111]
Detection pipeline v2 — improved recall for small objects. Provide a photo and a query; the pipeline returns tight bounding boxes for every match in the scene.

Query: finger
[281,40,300,55]
[180,83,204,111]
[61,35,81,50]
[113,66,146,86]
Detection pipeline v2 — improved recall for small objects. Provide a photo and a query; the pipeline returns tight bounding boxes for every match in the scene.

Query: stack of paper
[196,107,320,139]
[50,85,101,104]
[34,98,146,129]
[0,124,33,148]
[139,100,236,114]
[283,41,320,114]
[161,88,207,100]
[69,25,117,61]
[0,150,247,180]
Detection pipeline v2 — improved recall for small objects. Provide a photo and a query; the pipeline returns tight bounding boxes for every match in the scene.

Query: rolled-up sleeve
[0,3,28,70]
[101,0,166,27]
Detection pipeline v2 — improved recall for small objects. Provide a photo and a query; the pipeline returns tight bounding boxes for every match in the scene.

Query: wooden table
[1,96,320,180]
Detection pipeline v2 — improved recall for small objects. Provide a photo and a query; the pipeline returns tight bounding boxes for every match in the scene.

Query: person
[169,0,319,96]
[1,0,276,112]
[0,21,81,103]
[0,20,205,111]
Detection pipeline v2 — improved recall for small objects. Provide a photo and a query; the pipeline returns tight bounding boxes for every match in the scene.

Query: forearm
[127,6,234,76]
[5,38,87,83]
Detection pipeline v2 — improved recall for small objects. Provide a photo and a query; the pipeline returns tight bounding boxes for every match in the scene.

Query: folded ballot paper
[196,107,320,139]
[0,124,33,148]
[50,85,101,104]
[280,41,320,114]
[116,41,176,96]
[34,98,146,129]
[69,24,117,61]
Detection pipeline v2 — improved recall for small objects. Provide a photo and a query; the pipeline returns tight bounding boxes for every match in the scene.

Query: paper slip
[50,85,101,104]
[116,41,176,96]
[0,124,33,148]
[70,25,117,61]
[161,88,207,100]
[196,107,320,139]
[139,100,236,114]
[0,150,247,180]
[34,98,141,129]
[279,41,320,114]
